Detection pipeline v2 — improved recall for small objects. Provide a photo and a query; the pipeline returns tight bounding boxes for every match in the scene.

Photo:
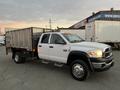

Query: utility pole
[49,18,52,30]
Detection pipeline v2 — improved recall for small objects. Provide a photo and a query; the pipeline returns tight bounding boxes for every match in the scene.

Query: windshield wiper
[71,40,81,43]
[71,39,85,43]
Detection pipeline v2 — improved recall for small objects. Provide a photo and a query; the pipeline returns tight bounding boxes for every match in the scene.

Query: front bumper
[90,56,114,72]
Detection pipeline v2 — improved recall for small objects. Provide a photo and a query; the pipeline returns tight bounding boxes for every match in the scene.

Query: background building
[69,9,120,29]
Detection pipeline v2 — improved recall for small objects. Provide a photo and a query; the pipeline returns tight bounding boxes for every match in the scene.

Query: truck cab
[37,32,114,81]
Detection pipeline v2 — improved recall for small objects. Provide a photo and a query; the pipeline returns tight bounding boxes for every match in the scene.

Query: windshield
[62,33,84,43]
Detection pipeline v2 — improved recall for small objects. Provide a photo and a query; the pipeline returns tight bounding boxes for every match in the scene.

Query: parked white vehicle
[5,27,114,81]
[0,36,5,45]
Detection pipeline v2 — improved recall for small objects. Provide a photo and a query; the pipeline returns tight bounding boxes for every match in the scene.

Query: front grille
[106,59,112,64]
[103,47,112,58]
[105,48,110,52]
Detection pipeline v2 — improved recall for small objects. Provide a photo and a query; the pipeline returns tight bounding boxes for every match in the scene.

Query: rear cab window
[41,34,50,43]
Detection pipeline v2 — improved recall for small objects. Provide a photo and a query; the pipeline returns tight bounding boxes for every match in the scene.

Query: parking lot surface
[0,46,120,90]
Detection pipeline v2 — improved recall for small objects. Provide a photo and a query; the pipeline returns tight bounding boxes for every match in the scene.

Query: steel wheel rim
[72,64,85,78]
[15,55,19,62]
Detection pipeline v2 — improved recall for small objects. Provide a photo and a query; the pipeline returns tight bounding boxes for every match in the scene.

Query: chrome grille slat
[103,47,112,58]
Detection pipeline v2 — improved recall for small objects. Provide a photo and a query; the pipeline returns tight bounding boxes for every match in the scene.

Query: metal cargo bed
[5,27,46,52]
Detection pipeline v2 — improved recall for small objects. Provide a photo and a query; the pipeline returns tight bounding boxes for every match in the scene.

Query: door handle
[39,45,42,47]
[49,46,53,48]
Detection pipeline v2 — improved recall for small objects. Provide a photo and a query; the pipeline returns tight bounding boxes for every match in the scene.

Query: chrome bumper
[92,61,114,71]
[90,56,114,71]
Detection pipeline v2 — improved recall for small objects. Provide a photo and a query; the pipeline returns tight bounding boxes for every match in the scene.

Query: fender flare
[67,51,94,72]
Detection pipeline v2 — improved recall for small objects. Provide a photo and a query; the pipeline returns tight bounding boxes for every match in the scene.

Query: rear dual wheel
[12,52,26,64]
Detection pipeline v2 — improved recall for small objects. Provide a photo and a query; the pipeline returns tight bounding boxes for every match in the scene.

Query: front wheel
[70,60,89,81]
[12,52,25,64]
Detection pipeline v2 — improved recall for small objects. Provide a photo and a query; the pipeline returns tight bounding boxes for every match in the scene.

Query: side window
[41,34,50,43]
[50,34,66,44]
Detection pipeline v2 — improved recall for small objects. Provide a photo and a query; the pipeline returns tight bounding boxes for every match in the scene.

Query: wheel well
[67,52,93,71]
[11,48,36,59]
[11,48,26,53]
[11,48,28,58]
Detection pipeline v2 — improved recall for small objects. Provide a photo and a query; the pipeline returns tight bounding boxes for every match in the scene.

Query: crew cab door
[49,34,70,63]
[38,34,50,60]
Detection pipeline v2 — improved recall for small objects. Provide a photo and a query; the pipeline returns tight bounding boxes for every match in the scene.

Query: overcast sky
[0,0,120,31]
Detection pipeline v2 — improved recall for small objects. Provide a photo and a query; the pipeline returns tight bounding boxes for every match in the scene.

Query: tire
[70,60,89,81]
[13,52,25,64]
[118,44,120,50]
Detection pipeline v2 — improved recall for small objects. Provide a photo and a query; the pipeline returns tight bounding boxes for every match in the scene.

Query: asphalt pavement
[0,46,120,90]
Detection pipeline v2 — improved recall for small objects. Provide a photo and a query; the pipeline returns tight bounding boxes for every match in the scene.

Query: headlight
[87,49,103,58]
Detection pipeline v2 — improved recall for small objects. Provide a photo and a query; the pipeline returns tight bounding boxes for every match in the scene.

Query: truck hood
[70,41,110,52]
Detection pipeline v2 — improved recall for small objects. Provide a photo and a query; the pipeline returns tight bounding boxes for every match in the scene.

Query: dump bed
[5,27,45,51]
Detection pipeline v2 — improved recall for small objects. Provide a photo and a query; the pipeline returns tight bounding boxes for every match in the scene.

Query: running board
[41,60,49,64]
[54,63,63,67]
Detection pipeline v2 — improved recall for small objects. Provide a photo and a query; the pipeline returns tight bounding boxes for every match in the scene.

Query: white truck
[86,20,120,49]
[5,27,114,81]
